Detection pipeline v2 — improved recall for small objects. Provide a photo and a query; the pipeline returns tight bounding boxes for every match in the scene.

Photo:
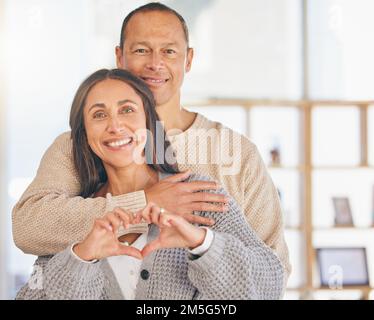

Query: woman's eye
[120,106,134,114]
[93,111,106,119]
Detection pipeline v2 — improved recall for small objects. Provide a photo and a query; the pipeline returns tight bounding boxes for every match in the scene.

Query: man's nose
[145,52,165,72]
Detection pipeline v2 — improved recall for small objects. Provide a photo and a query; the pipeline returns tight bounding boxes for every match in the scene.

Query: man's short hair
[119,2,190,49]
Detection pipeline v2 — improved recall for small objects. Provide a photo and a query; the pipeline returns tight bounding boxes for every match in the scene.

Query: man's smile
[141,76,169,88]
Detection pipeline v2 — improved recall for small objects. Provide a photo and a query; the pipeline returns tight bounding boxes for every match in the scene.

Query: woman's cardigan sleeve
[186,175,286,300]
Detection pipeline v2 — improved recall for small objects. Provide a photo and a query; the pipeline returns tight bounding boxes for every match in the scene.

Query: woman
[16,69,285,300]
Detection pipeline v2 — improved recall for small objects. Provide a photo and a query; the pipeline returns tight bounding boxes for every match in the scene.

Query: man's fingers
[182,181,221,193]
[184,214,215,226]
[190,202,228,213]
[164,170,191,183]
[189,192,228,203]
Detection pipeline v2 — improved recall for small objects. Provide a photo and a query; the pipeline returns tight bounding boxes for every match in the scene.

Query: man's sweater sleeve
[186,175,286,300]
[242,142,292,280]
[12,132,146,256]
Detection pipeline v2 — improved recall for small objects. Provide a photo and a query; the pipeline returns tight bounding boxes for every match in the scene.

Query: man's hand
[135,203,207,257]
[144,171,229,226]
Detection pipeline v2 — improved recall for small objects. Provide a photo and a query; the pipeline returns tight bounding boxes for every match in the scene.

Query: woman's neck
[103,163,158,196]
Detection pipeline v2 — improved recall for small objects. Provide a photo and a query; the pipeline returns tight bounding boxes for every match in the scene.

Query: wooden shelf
[313,165,374,170]
[185,100,374,300]
[313,226,374,231]
[286,287,307,292]
[184,98,374,108]
[286,286,372,292]
[313,286,372,291]
[285,226,304,231]
[268,165,305,171]
[286,226,374,232]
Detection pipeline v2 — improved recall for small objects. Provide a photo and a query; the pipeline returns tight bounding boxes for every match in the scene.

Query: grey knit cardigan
[16,174,286,300]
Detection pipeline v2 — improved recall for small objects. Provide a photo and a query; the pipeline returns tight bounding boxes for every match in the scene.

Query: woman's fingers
[159,212,172,227]
[116,244,143,260]
[165,214,187,232]
[142,239,162,257]
[149,205,162,225]
[139,202,156,224]
[113,208,133,229]
[133,211,143,224]
[95,218,113,233]
[104,212,122,233]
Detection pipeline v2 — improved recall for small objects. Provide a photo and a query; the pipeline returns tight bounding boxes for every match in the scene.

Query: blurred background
[0,0,374,300]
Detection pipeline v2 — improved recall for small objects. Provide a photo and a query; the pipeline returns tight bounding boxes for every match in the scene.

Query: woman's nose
[107,116,125,134]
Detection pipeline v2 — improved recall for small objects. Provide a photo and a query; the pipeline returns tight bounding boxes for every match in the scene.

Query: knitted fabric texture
[12,113,291,276]
[16,174,285,300]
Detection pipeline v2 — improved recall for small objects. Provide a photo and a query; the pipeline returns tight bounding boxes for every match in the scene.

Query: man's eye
[134,48,147,54]
[93,111,106,119]
[165,49,176,55]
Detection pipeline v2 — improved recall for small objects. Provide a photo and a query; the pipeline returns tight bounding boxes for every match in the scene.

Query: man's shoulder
[54,131,72,144]
[43,131,73,157]
[195,113,258,155]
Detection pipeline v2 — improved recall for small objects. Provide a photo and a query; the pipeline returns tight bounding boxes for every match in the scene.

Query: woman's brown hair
[69,69,179,197]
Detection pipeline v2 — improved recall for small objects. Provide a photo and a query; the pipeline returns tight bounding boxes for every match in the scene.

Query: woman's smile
[103,136,135,151]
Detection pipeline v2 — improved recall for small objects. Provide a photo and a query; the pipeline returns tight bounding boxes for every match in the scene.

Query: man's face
[116,11,193,107]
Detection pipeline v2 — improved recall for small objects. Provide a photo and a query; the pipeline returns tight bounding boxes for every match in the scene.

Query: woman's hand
[137,203,207,257]
[73,209,143,261]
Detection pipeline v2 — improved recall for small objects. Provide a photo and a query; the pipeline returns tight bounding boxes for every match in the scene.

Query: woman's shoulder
[186,173,214,183]
[186,173,231,197]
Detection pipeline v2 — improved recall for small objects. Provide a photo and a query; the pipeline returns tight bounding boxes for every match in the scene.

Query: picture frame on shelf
[332,197,354,227]
[316,247,369,288]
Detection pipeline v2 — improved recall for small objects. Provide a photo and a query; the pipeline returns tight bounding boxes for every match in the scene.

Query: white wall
[180,0,302,100]
[308,0,374,100]
[0,0,8,300]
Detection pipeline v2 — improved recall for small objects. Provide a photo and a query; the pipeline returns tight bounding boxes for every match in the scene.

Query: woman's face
[84,79,148,169]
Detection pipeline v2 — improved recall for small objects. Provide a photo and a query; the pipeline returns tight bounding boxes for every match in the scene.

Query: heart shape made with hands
[74,203,207,262]
[112,203,206,259]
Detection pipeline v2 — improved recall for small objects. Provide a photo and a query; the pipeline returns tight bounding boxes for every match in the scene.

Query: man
[12,3,291,279]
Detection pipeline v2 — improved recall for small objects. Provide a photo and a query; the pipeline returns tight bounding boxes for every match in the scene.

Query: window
[308,0,374,100]
[312,107,360,166]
